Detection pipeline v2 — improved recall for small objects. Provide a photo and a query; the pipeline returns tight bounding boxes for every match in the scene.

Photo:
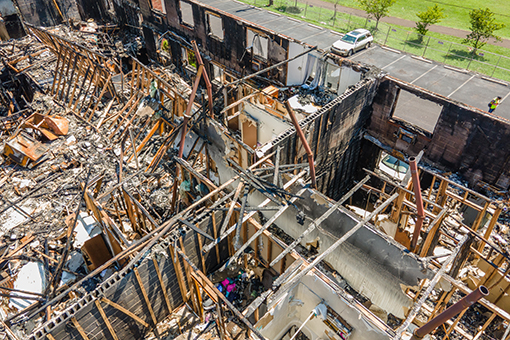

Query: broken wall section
[258,274,393,340]
[15,0,80,27]
[249,181,432,319]
[273,77,378,200]
[26,219,211,340]
[368,76,510,190]
[139,0,291,84]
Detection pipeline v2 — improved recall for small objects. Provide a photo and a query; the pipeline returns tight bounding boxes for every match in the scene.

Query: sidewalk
[297,0,510,49]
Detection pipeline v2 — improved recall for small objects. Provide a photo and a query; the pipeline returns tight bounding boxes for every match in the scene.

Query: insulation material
[10,262,46,311]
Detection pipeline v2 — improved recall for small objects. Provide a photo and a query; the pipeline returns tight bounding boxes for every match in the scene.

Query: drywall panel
[338,66,362,94]
[286,41,308,86]
[243,101,291,145]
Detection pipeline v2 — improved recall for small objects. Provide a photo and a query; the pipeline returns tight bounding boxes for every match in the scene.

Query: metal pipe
[410,286,489,340]
[284,101,316,188]
[410,157,425,250]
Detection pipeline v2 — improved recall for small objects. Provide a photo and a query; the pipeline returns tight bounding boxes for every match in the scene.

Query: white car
[378,152,409,181]
[332,29,373,57]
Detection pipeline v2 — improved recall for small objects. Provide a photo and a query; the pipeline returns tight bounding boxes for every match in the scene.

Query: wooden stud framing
[133,267,158,326]
[100,297,149,327]
[211,212,221,262]
[94,300,119,340]
[71,317,90,340]
[178,238,201,315]
[152,257,173,313]
[169,243,188,303]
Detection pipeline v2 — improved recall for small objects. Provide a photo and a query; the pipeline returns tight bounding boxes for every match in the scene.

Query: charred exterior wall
[14,0,80,26]
[3,13,24,38]
[274,77,378,200]
[139,0,290,83]
[368,76,510,189]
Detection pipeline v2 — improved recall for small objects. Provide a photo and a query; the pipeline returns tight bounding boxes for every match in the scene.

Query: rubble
[0,6,509,340]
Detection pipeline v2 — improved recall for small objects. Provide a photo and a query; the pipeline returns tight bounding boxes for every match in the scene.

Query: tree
[464,8,505,53]
[358,0,396,29]
[415,4,446,37]
[332,0,340,22]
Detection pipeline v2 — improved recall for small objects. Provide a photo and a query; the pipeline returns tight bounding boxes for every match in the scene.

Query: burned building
[1,1,510,340]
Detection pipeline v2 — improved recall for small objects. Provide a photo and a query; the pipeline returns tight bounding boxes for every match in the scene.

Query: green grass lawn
[317,0,510,39]
[243,0,510,81]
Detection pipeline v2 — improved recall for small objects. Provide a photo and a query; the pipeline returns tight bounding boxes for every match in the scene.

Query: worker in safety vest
[488,96,502,113]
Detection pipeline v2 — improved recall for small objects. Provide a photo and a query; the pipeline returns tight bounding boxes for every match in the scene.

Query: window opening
[207,13,224,40]
[180,1,194,27]
[212,63,224,84]
[151,0,166,14]
[247,29,268,59]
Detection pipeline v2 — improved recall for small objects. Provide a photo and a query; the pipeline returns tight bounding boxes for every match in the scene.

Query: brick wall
[275,78,378,200]
[368,76,510,188]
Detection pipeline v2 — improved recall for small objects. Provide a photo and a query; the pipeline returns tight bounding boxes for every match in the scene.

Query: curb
[444,65,469,74]
[268,11,281,16]
[411,55,432,64]
[287,17,302,23]
[381,46,401,54]
[481,76,509,86]
[308,23,323,30]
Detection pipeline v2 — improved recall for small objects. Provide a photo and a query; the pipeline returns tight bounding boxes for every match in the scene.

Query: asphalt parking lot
[202,0,510,121]
[351,46,510,121]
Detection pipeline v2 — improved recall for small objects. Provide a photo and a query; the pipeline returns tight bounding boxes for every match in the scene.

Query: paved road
[205,0,510,122]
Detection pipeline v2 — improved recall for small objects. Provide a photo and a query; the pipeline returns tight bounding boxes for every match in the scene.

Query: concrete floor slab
[263,17,305,34]
[290,25,327,42]
[449,78,510,120]
[233,9,288,26]
[314,32,343,50]
[207,0,250,13]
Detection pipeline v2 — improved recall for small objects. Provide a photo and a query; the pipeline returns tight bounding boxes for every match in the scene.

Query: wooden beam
[71,317,90,340]
[133,267,158,326]
[152,257,173,314]
[479,207,502,252]
[88,73,113,121]
[179,238,201,315]
[169,244,188,303]
[219,182,244,235]
[100,297,149,327]
[94,300,119,340]
[419,208,448,257]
